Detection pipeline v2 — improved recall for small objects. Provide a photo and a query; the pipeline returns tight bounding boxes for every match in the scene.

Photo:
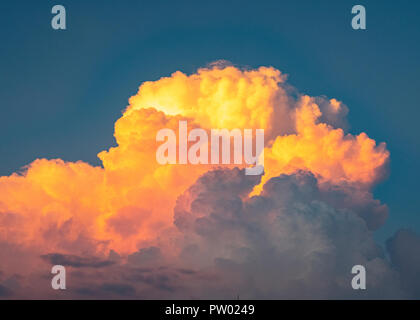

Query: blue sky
[0,0,419,243]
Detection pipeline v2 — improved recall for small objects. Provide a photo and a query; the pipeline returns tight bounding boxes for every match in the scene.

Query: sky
[0,0,419,299]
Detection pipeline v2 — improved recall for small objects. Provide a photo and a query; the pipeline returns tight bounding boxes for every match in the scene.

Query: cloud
[387,229,420,298]
[74,283,136,298]
[172,168,403,299]
[41,253,115,268]
[2,169,415,299]
[258,95,389,197]
[31,168,409,299]
[0,284,12,297]
[127,247,162,266]
[0,62,405,299]
[0,64,389,254]
[99,283,136,297]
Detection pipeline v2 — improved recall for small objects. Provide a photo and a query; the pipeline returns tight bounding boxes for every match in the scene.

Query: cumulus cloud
[0,62,413,299]
[171,168,403,299]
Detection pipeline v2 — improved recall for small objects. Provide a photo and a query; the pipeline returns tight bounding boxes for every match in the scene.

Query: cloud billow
[0,62,417,299]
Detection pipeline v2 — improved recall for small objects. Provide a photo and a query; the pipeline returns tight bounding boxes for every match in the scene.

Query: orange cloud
[0,64,390,256]
[254,95,389,194]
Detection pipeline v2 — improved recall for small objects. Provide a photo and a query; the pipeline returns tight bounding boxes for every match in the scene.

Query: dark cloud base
[1,169,419,299]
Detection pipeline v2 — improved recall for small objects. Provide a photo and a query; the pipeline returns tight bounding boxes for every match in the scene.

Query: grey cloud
[100,283,136,297]
[1,168,415,299]
[127,247,162,266]
[41,253,115,268]
[387,229,420,298]
[0,284,12,297]
[173,168,404,299]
